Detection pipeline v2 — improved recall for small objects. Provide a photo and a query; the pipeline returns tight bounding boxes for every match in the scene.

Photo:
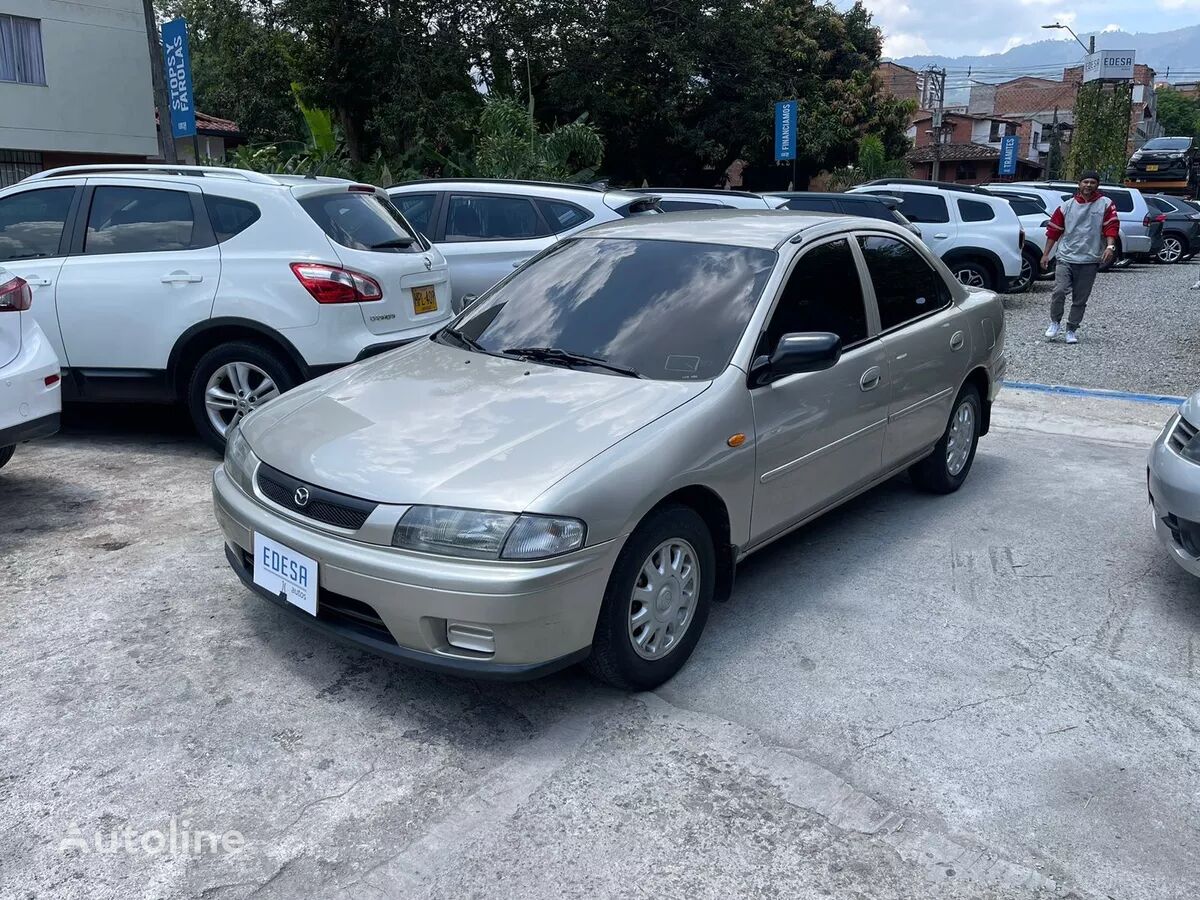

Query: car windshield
[446,237,777,381]
[1142,138,1191,151]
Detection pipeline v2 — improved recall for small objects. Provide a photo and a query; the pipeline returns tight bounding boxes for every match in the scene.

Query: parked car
[1008,180,1163,268]
[1145,195,1200,263]
[630,188,773,211]
[762,191,922,234]
[0,164,452,450]
[1125,136,1198,197]
[1148,389,1200,578]
[0,269,61,470]
[999,194,1056,292]
[848,180,1023,292]
[386,179,661,311]
[213,210,1007,689]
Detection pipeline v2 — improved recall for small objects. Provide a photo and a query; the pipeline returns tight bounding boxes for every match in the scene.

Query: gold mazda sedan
[213,211,1006,689]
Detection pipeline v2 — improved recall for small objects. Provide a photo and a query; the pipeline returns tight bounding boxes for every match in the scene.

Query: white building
[0,0,158,186]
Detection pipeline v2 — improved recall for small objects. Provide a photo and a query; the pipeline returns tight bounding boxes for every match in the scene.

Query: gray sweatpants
[1049,262,1100,330]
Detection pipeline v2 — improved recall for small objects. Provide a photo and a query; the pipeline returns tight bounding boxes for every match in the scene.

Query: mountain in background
[894,24,1200,82]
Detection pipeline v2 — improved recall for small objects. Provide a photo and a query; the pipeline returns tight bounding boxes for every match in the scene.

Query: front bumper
[212,465,620,677]
[1148,425,1200,577]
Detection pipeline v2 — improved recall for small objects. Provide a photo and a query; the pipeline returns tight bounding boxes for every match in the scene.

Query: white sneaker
[1065,330,1079,344]
[1044,322,1061,340]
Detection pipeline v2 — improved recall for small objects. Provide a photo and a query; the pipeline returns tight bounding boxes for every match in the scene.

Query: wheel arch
[942,247,1004,288]
[963,366,992,436]
[167,318,308,399]
[645,485,736,604]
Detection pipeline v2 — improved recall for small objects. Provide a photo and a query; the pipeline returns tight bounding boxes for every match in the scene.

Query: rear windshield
[449,237,776,381]
[1100,189,1134,213]
[1007,197,1045,217]
[298,192,420,251]
[1143,138,1191,151]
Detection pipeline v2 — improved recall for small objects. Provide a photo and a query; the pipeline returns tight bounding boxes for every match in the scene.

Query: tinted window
[85,186,195,254]
[1007,198,1044,217]
[538,199,592,233]
[1147,197,1175,213]
[857,236,950,330]
[658,199,726,212]
[1143,138,1191,151]
[392,192,436,236]
[452,238,776,381]
[299,192,417,251]
[445,194,545,240]
[958,199,995,222]
[840,200,894,222]
[0,187,73,261]
[762,239,868,353]
[995,192,1048,212]
[206,195,260,242]
[1101,189,1133,213]
[782,197,839,213]
[869,191,948,224]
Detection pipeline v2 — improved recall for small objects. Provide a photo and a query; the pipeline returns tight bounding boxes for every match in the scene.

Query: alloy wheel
[1158,236,1184,264]
[1013,257,1033,292]
[946,400,976,477]
[955,268,986,288]
[627,539,701,660]
[204,362,280,438]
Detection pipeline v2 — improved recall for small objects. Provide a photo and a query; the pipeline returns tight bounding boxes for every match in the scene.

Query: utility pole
[925,66,947,181]
[141,0,177,162]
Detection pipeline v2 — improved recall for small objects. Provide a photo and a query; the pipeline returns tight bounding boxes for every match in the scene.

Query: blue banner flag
[998,134,1019,176]
[774,101,798,162]
[161,18,196,139]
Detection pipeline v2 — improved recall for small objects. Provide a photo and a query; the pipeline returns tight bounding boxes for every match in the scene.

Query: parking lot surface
[1003,257,1200,397]
[2,388,1198,900]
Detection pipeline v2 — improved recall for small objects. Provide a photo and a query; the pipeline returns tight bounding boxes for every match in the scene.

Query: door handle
[950,330,965,351]
[932,233,950,240]
[512,258,531,268]
[22,277,52,286]
[161,272,203,284]
[859,366,882,391]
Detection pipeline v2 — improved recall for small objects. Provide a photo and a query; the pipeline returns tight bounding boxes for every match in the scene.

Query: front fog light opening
[446,622,495,654]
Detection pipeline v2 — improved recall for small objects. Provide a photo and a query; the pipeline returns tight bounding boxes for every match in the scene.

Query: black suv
[1126,137,1198,195]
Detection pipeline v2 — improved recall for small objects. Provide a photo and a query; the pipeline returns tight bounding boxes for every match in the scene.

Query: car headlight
[392,506,586,560]
[223,424,257,494]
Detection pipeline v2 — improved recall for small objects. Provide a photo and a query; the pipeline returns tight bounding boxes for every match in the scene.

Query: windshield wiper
[370,237,415,249]
[503,346,644,378]
[438,326,484,352]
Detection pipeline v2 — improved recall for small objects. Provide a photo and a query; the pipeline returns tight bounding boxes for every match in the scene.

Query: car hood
[242,340,711,509]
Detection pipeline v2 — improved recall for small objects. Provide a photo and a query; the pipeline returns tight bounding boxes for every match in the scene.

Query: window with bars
[0,14,47,85]
[0,150,43,188]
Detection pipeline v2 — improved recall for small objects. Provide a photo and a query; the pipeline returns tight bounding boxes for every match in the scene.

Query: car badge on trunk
[423,256,433,271]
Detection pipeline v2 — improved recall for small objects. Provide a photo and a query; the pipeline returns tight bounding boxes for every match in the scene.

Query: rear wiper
[370,237,415,249]
[438,326,484,352]
[503,346,644,378]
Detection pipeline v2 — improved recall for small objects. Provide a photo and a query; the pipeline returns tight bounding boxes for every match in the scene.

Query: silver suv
[386,179,659,311]
[1009,180,1163,265]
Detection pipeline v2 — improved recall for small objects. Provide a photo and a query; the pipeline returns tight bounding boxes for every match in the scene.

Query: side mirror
[750,332,842,386]
[453,293,479,315]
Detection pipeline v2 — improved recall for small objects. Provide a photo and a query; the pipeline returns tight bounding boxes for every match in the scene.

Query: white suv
[0,165,453,449]
[849,181,1023,292]
[387,179,660,310]
[0,269,61,470]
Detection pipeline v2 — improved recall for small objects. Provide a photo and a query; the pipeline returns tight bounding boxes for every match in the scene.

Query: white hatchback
[0,269,61,470]
[0,165,454,449]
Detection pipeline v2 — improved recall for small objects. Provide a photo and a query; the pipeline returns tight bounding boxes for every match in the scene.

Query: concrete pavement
[1,388,1197,899]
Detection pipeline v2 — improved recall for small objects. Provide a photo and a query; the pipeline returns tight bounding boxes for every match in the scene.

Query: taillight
[1018,227,1025,250]
[0,274,32,311]
[1144,213,1167,226]
[348,184,376,193]
[290,263,382,304]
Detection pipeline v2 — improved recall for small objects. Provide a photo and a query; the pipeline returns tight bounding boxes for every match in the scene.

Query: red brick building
[905,111,1043,184]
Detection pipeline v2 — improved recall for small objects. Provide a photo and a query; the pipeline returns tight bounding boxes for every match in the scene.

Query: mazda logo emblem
[294,487,310,507]
[423,255,433,271]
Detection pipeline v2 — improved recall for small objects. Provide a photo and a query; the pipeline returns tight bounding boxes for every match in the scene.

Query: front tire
[0,445,13,470]
[585,504,715,690]
[187,342,297,452]
[952,261,993,291]
[909,384,981,494]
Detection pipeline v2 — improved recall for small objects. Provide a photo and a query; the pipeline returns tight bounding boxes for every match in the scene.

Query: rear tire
[0,445,13,470]
[187,342,297,452]
[909,384,981,494]
[585,504,715,690]
[1009,250,1039,293]
[1157,233,1186,264]
[952,261,994,291]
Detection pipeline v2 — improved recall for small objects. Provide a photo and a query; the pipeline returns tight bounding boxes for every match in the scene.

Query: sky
[846,0,1200,58]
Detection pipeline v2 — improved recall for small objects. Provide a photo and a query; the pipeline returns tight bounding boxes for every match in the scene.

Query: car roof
[578,209,862,249]
[632,187,765,200]
[386,178,646,204]
[858,178,994,195]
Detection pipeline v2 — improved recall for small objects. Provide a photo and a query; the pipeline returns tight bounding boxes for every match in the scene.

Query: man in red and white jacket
[1040,170,1120,344]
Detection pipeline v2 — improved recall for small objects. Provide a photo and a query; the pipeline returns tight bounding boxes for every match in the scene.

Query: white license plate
[252,532,317,615]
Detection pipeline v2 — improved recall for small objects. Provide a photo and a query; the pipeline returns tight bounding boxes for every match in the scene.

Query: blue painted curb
[1003,380,1185,407]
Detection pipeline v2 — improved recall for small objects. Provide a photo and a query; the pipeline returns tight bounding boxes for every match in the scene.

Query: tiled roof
[195,112,240,134]
[906,142,1001,163]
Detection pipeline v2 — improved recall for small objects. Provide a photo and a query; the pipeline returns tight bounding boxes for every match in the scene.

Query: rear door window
[1102,189,1134,213]
[299,191,418,252]
[84,186,196,255]
[205,195,260,242]
[445,194,547,241]
[391,192,437,236]
[866,191,949,224]
[537,199,593,233]
[0,186,75,261]
[857,235,950,330]
[1147,197,1175,214]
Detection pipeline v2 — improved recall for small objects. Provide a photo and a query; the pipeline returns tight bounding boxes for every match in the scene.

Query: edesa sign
[1082,50,1135,83]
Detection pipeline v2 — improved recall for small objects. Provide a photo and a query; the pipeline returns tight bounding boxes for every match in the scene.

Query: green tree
[1068,82,1133,182]
[1155,89,1200,139]
[467,97,603,181]
[826,135,909,189]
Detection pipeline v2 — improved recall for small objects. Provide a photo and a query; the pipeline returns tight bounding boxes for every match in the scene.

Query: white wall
[0,0,157,155]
